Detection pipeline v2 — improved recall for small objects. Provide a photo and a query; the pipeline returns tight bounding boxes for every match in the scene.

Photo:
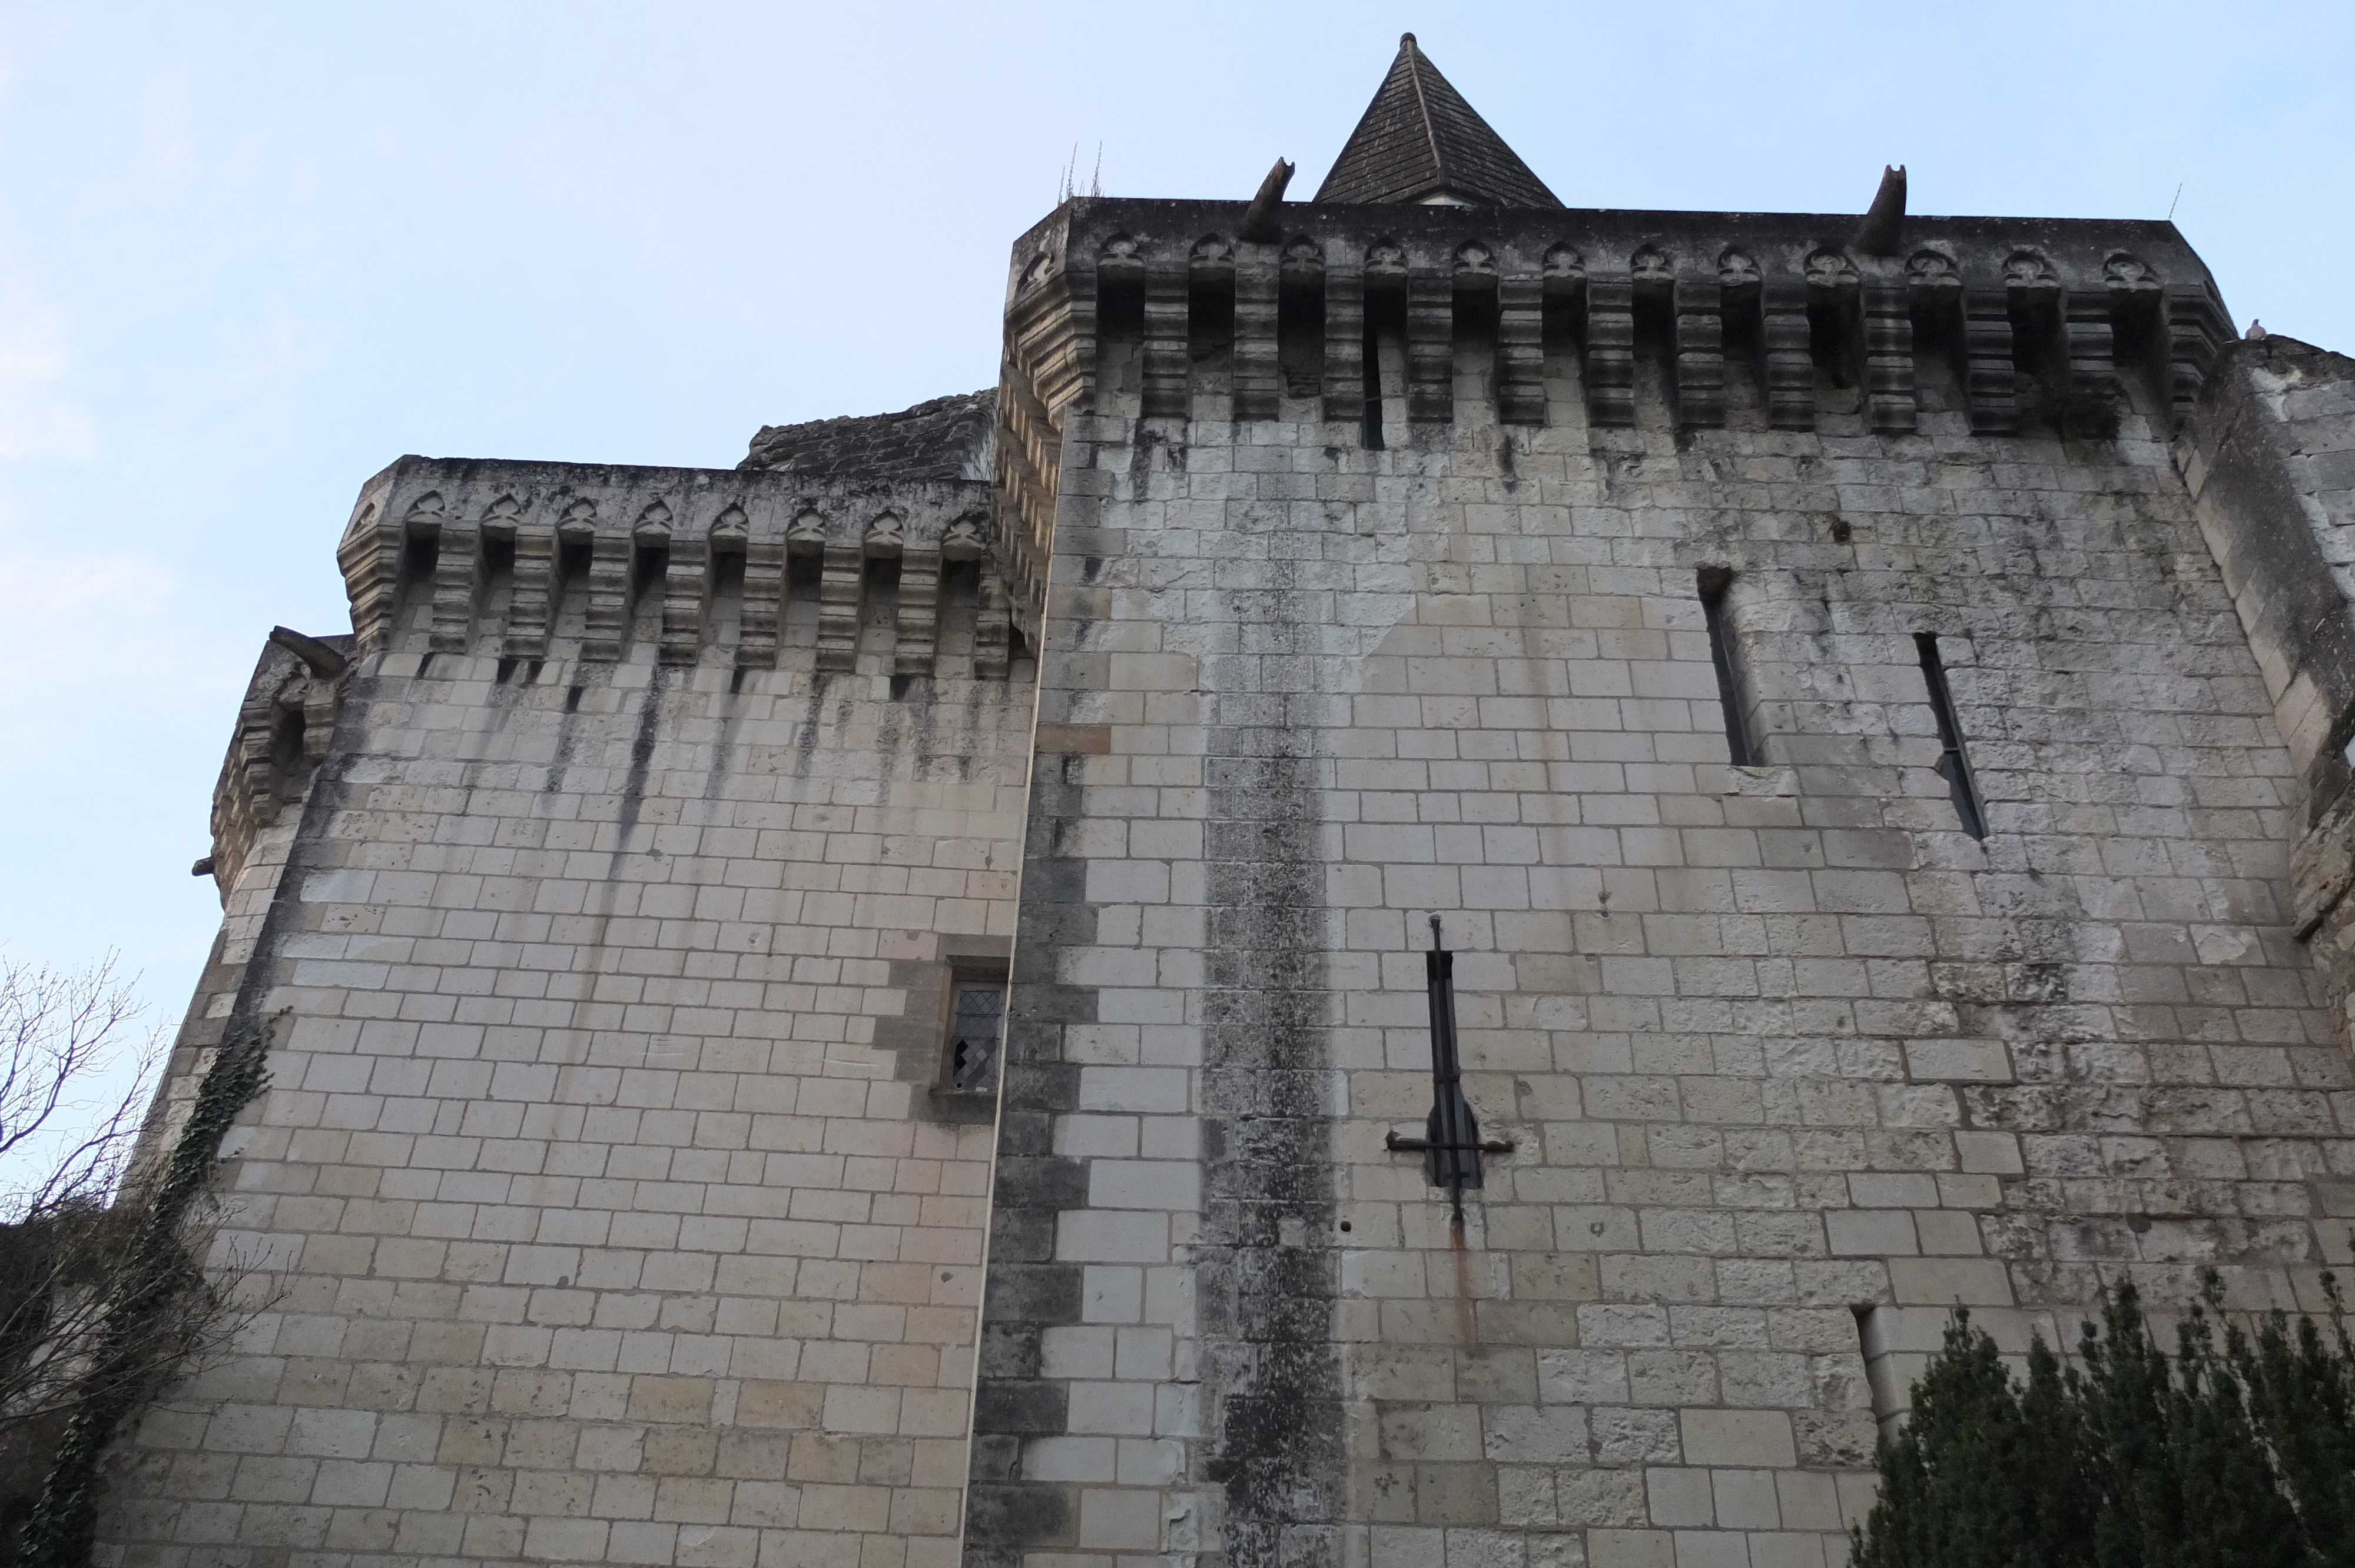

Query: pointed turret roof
[1314,34,1561,208]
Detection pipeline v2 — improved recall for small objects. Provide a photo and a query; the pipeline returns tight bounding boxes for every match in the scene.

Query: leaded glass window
[947,981,1005,1094]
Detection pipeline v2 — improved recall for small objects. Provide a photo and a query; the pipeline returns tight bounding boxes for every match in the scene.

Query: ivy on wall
[16,1025,271,1568]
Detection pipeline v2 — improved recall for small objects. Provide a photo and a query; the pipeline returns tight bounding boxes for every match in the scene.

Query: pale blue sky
[0,1,2348,1148]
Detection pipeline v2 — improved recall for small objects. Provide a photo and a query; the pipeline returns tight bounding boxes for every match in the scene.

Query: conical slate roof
[1314,34,1561,208]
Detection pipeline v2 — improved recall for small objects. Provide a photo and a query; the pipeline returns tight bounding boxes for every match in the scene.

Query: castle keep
[94,33,2355,1568]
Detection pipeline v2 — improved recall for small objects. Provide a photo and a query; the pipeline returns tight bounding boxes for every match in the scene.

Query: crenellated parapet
[991,200,2234,594]
[334,455,1015,679]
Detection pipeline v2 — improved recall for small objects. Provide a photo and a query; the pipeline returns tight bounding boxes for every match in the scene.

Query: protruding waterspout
[269,624,349,680]
[1238,157,1296,244]
[1852,165,1907,255]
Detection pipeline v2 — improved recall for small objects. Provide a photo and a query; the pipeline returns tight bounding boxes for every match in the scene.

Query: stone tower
[93,32,2355,1568]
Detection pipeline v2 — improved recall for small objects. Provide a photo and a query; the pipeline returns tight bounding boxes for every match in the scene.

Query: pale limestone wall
[91,200,2355,1568]
[2176,338,2355,1041]
[97,460,1039,1568]
[2235,345,2355,613]
[968,221,2346,1568]
[2176,337,2355,790]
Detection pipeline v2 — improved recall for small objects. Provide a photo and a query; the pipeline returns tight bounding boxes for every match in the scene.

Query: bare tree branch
[0,956,152,1210]
[0,957,269,1563]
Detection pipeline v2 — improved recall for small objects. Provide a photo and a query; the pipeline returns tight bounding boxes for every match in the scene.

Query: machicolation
[82,32,2355,1568]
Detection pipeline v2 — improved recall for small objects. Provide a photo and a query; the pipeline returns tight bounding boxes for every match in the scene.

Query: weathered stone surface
[88,48,2355,1568]
[2178,337,2355,1038]
[104,454,1039,1568]
[203,630,355,899]
[966,191,2341,1568]
[741,390,995,482]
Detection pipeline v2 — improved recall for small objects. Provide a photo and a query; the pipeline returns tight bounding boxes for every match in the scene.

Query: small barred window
[947,979,1006,1094]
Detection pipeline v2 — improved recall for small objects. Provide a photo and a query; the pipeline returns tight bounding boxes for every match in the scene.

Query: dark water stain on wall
[791,677,829,780]
[614,666,667,851]
[1196,707,1345,1568]
[701,683,742,803]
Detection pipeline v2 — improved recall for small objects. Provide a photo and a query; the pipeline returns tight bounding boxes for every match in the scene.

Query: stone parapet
[336,456,1013,679]
[990,197,2232,653]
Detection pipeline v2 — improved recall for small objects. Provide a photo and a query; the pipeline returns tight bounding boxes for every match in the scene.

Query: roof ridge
[1401,35,1446,194]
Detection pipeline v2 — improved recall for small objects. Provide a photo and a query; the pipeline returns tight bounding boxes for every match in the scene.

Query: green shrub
[1853,1273,2355,1568]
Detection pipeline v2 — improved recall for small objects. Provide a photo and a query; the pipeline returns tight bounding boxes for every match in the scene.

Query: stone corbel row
[1473,241,2226,436]
[1009,224,2233,438]
[339,485,1012,679]
[999,229,1097,646]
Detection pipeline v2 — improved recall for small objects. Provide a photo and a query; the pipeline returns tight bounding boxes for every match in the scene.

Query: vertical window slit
[1699,569,1753,766]
[1916,633,1987,839]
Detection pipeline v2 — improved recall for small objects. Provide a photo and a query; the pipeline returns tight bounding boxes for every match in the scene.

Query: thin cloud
[0,279,94,464]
